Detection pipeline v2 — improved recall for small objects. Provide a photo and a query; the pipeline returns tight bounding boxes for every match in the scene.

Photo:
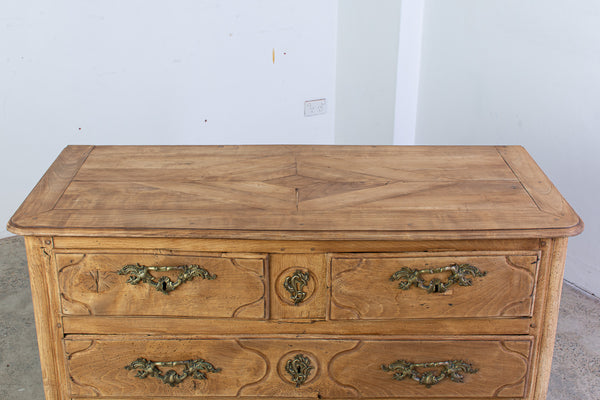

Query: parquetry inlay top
[7,145,582,239]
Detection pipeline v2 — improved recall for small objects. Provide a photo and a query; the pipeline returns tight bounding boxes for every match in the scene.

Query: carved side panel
[24,237,69,400]
[57,253,266,318]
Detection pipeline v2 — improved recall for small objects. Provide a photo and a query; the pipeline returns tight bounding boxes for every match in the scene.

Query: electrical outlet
[304,99,327,117]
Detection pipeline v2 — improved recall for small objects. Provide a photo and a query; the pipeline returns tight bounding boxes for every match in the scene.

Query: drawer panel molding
[58,253,267,318]
[66,337,531,399]
[331,254,539,319]
[329,339,531,398]
[66,339,267,398]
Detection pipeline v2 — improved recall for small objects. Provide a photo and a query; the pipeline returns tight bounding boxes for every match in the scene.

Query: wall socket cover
[304,99,327,117]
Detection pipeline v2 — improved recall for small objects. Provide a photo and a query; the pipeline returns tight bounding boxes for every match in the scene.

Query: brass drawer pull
[390,264,486,293]
[283,270,310,305]
[125,357,221,387]
[382,359,477,388]
[285,354,313,387]
[117,264,217,294]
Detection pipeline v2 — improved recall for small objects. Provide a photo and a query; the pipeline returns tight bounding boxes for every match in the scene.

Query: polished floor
[0,235,598,399]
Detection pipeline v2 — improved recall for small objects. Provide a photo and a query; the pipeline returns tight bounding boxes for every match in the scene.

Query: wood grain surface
[61,317,533,337]
[329,339,531,398]
[51,237,542,253]
[331,253,539,319]
[56,253,267,318]
[65,337,531,399]
[66,339,266,398]
[7,145,583,239]
[24,237,68,400]
[270,254,328,320]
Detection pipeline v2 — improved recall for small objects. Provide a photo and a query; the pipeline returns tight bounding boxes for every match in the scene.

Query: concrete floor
[0,235,598,399]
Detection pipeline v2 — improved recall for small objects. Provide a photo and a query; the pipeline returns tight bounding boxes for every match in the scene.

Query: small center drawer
[331,253,539,319]
[57,253,267,318]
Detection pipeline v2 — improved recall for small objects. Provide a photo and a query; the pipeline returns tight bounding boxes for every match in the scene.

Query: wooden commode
[7,145,583,400]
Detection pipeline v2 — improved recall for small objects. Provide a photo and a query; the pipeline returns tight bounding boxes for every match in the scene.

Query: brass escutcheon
[125,357,221,387]
[283,270,310,305]
[382,359,477,388]
[390,263,486,293]
[117,264,216,294]
[285,354,313,387]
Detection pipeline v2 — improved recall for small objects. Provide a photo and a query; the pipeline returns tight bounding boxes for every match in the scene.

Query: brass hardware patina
[117,264,216,294]
[283,270,310,305]
[382,359,477,388]
[285,354,313,387]
[125,358,221,387]
[390,263,486,293]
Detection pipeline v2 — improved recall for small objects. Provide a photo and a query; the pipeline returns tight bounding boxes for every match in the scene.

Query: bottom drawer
[66,337,531,398]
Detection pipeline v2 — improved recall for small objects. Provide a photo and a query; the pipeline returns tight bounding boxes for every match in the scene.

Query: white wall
[335,0,401,144]
[416,0,600,296]
[393,0,424,145]
[0,0,338,237]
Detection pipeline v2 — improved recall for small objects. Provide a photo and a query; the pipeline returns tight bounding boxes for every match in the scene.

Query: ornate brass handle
[389,263,486,293]
[382,359,477,388]
[125,357,221,387]
[283,270,310,305]
[285,354,313,387]
[117,264,216,294]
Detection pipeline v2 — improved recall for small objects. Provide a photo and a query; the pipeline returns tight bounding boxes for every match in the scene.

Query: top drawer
[56,253,267,318]
[331,252,539,320]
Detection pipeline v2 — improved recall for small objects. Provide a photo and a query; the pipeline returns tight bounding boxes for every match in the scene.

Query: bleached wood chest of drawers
[8,145,583,400]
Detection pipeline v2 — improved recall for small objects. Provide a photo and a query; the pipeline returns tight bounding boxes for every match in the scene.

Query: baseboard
[564,279,599,301]
[0,231,14,239]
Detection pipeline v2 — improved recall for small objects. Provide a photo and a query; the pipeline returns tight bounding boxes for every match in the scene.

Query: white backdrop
[416,0,600,296]
[0,0,340,238]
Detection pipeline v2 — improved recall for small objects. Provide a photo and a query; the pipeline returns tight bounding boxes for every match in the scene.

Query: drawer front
[66,337,531,398]
[331,253,538,319]
[329,339,531,398]
[65,339,266,398]
[57,253,266,318]
[270,253,328,320]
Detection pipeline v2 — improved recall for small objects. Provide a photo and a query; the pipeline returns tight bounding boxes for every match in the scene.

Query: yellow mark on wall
[272,48,275,64]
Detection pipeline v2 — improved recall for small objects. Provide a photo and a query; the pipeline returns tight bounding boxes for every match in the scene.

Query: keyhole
[162,281,168,292]
[432,283,441,293]
[297,366,302,373]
